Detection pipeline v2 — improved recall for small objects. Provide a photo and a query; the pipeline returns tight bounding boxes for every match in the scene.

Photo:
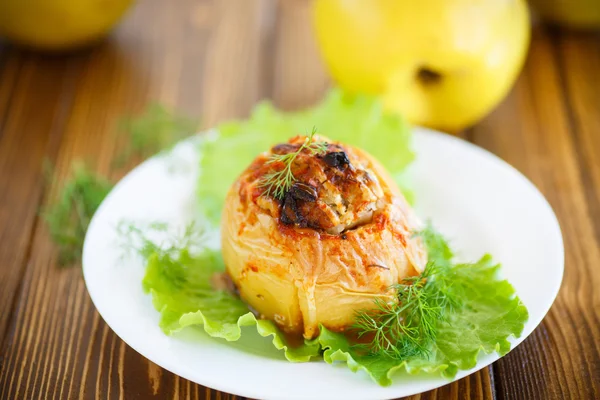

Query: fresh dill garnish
[43,104,199,267]
[42,163,114,266]
[352,227,462,360]
[117,220,207,261]
[259,127,328,199]
[114,103,198,167]
[118,220,208,290]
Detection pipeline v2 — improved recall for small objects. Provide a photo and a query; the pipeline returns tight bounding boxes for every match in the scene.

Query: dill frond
[118,220,209,290]
[118,220,207,261]
[259,127,327,199]
[114,103,198,167]
[42,163,114,266]
[44,104,198,266]
[352,261,462,360]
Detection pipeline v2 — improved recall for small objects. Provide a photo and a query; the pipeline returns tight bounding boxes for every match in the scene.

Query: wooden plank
[471,27,600,400]
[557,31,600,248]
[5,3,595,400]
[0,0,271,399]
[200,0,274,127]
[0,50,82,346]
[271,0,330,111]
[0,1,497,398]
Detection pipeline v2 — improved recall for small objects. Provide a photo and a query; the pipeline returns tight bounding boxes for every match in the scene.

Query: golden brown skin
[221,135,427,339]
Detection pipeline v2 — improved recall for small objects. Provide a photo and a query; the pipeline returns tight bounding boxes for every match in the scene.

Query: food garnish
[114,103,198,166]
[43,163,113,266]
[131,220,528,385]
[259,127,328,200]
[221,134,426,338]
[44,104,196,265]
[102,91,527,386]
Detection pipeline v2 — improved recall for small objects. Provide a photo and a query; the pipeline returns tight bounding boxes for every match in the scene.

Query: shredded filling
[257,138,387,235]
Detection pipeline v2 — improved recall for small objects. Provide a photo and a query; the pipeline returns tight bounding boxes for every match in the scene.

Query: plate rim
[82,126,564,400]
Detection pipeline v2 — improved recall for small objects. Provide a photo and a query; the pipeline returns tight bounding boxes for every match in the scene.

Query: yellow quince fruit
[313,0,530,132]
[0,0,134,51]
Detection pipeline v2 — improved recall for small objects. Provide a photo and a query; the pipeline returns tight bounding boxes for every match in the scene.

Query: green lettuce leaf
[197,89,413,222]
[314,229,529,386]
[142,245,320,362]
[139,223,527,386]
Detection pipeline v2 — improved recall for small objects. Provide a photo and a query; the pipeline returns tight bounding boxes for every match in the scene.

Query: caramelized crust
[240,135,387,235]
[222,135,427,338]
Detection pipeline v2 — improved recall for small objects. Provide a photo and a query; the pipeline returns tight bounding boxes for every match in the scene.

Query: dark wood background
[0,0,599,399]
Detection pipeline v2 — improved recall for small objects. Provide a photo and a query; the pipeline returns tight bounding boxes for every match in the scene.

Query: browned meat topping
[288,182,318,202]
[249,136,387,235]
[321,151,351,169]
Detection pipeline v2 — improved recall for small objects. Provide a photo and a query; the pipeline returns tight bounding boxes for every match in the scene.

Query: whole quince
[313,0,530,131]
[0,0,134,51]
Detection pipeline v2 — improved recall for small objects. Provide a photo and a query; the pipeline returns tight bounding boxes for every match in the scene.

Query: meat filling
[256,137,387,235]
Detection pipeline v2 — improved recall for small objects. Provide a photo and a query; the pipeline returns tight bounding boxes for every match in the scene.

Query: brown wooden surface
[0,1,598,399]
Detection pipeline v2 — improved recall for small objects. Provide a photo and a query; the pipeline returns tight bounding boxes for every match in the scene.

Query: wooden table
[0,1,599,399]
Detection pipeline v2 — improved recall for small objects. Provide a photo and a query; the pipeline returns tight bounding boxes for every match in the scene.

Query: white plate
[83,127,563,400]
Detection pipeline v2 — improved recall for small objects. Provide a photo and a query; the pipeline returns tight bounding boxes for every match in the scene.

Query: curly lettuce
[316,256,528,385]
[197,89,414,223]
[142,245,320,362]
[137,91,527,385]
[140,224,527,385]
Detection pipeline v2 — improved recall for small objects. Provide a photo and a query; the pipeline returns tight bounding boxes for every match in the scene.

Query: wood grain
[0,1,228,399]
[0,51,81,345]
[0,1,599,399]
[200,0,273,127]
[271,0,330,111]
[471,27,600,400]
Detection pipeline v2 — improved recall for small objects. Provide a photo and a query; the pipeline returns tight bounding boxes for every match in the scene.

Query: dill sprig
[43,104,198,267]
[118,220,206,261]
[42,163,114,266]
[259,127,328,199]
[114,103,198,167]
[352,262,461,360]
[118,220,210,291]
